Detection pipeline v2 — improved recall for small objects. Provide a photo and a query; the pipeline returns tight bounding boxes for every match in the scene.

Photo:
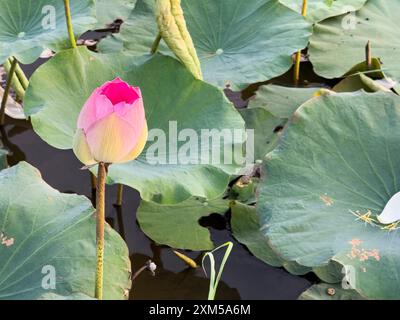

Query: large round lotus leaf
[231,202,312,275]
[38,293,96,300]
[137,197,229,250]
[239,108,286,162]
[299,283,365,300]
[231,201,345,280]
[24,47,244,204]
[95,0,137,28]
[309,0,400,82]
[248,85,320,119]
[0,0,96,64]
[0,162,131,300]
[279,0,367,23]
[99,0,312,89]
[257,91,400,299]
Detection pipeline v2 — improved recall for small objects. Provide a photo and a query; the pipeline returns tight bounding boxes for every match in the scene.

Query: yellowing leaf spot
[347,239,380,262]
[320,194,334,206]
[1,232,14,247]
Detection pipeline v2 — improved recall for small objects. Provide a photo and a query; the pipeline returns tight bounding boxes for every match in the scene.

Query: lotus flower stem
[10,58,29,91]
[301,0,308,16]
[0,57,17,125]
[116,184,123,206]
[151,33,162,54]
[294,0,308,86]
[95,162,108,300]
[63,0,77,49]
[3,58,25,100]
[365,40,372,70]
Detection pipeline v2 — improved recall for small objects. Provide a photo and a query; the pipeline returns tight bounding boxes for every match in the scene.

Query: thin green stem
[293,51,302,86]
[4,58,25,100]
[116,184,123,206]
[95,162,108,300]
[150,33,162,54]
[63,0,77,49]
[0,57,17,125]
[10,58,29,90]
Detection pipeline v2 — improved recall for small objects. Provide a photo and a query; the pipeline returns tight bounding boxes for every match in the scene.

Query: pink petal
[100,78,140,105]
[86,113,143,163]
[77,88,114,133]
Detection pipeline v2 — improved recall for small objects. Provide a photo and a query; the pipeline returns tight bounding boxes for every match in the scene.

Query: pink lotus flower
[73,78,148,165]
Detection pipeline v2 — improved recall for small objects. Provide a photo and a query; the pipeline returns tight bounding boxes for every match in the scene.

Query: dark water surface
[0,52,318,300]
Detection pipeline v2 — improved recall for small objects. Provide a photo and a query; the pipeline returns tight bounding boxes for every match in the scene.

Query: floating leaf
[333,73,391,93]
[24,47,245,204]
[248,85,320,119]
[0,162,131,300]
[239,107,285,161]
[0,0,96,64]
[280,0,367,22]
[299,283,365,300]
[38,293,96,300]
[258,91,400,299]
[137,197,229,250]
[309,0,400,83]
[95,0,137,28]
[99,0,312,89]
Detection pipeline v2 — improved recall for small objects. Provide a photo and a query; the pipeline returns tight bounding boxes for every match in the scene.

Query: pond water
[1,46,320,300]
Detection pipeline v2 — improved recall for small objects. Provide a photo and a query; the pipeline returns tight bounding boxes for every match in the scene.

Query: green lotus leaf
[95,0,137,28]
[137,197,229,250]
[99,0,312,89]
[230,202,312,274]
[248,85,320,119]
[333,73,391,93]
[309,0,400,82]
[0,162,131,300]
[299,283,365,300]
[38,293,96,300]
[231,202,345,279]
[0,0,96,64]
[279,0,367,23]
[24,47,245,204]
[239,108,285,162]
[257,91,400,299]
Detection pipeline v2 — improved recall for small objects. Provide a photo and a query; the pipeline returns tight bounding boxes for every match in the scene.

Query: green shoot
[202,242,233,300]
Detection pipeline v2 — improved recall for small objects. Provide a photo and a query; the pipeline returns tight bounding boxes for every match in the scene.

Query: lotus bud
[73,78,148,165]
